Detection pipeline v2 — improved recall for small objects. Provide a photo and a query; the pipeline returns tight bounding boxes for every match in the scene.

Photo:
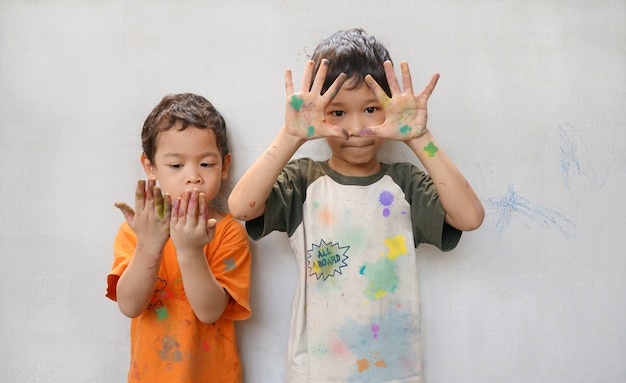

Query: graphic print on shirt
[307,239,350,281]
[147,277,168,319]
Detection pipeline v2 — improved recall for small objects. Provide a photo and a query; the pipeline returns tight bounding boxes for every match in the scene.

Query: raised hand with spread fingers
[363,60,439,141]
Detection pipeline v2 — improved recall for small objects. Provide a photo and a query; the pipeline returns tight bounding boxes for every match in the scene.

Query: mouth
[341,138,376,148]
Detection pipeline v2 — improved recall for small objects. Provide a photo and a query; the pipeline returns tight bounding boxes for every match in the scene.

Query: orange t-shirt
[106,214,251,383]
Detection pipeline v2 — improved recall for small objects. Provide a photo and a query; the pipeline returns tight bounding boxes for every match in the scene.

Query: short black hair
[310,28,392,97]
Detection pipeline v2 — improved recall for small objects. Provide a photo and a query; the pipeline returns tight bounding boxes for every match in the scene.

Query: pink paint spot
[331,339,348,356]
[248,201,256,208]
[202,340,211,352]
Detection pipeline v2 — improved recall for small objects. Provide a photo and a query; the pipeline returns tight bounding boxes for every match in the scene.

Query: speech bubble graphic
[307,239,350,281]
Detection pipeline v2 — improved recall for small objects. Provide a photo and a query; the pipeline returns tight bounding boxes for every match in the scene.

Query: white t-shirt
[247,158,461,383]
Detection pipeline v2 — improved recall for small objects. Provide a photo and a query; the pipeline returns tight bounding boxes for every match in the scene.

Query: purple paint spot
[379,191,394,206]
[371,323,380,339]
[382,208,390,217]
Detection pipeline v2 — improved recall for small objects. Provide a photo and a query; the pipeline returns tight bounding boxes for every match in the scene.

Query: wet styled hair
[141,93,229,163]
[310,28,392,97]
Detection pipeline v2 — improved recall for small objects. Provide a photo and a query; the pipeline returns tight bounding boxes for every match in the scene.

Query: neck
[327,158,381,177]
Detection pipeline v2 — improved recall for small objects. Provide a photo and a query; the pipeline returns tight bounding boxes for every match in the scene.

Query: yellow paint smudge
[374,290,388,299]
[384,235,407,260]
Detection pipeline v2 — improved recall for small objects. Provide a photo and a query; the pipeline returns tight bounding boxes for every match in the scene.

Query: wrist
[406,129,444,160]
[406,128,432,146]
[133,243,163,266]
[279,125,307,147]
[175,246,206,262]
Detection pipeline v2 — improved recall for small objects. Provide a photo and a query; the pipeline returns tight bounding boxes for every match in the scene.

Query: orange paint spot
[375,359,388,368]
[320,208,333,225]
[356,358,370,372]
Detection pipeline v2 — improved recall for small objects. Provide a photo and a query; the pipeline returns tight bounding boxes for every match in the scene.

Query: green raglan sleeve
[245,158,314,240]
[391,162,462,251]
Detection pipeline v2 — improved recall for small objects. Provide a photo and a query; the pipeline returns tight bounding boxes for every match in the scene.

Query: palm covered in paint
[114,179,171,256]
[364,61,439,142]
[283,59,347,140]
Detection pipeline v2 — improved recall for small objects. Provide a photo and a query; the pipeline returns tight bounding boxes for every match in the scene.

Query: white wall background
[1,1,625,382]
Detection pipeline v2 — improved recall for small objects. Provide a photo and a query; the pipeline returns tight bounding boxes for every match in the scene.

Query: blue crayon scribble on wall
[559,123,612,189]
[484,184,576,239]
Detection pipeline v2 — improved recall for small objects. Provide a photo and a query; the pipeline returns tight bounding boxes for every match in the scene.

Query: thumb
[114,202,135,223]
[206,218,217,242]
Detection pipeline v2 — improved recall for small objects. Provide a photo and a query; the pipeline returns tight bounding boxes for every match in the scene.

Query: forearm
[406,131,485,231]
[177,251,229,324]
[115,246,162,318]
[229,127,304,220]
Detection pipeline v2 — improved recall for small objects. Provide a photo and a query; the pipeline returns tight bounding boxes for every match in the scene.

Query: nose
[185,167,203,185]
[345,114,367,137]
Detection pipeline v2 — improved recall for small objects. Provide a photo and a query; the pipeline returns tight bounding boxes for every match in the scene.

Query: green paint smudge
[424,141,438,157]
[399,125,412,135]
[361,258,399,300]
[290,95,304,111]
[306,126,315,138]
[156,306,169,321]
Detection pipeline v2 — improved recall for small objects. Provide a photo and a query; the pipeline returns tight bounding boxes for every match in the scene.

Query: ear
[221,153,231,180]
[140,154,158,180]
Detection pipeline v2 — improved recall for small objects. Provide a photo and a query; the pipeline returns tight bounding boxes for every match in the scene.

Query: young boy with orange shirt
[107,93,251,382]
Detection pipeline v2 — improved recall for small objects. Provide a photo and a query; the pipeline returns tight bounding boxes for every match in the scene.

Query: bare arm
[228,129,304,221]
[114,180,171,318]
[365,61,484,231]
[170,190,229,324]
[229,59,346,221]
[407,132,484,231]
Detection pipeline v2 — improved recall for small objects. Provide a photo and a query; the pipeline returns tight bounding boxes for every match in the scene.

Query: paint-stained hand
[363,61,439,141]
[114,179,172,256]
[284,59,348,140]
[170,189,216,258]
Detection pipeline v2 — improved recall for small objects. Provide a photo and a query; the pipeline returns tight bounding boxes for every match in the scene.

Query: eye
[330,110,345,117]
[364,107,377,114]
[169,164,182,169]
[201,163,216,168]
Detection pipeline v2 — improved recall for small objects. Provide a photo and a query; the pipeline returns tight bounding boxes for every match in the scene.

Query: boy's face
[141,124,230,202]
[325,81,386,176]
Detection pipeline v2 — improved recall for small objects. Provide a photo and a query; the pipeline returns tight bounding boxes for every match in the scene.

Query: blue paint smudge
[559,123,612,189]
[484,184,576,239]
